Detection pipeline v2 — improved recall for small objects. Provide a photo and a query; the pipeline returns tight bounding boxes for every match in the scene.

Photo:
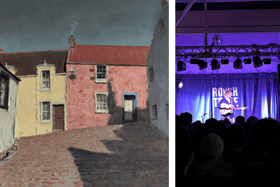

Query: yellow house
[0,49,68,138]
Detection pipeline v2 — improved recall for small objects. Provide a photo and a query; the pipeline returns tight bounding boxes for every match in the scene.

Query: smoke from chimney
[70,20,78,35]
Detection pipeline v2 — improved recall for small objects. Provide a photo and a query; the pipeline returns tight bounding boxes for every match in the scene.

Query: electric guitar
[219,103,249,116]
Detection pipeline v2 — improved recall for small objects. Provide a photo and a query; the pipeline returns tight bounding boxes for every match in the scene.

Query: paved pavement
[0,122,169,187]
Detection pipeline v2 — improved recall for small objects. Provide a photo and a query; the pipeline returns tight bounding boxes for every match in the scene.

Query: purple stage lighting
[234,58,242,69]
[211,59,220,70]
[221,59,229,65]
[253,56,263,68]
[177,60,186,71]
[190,58,198,64]
[198,60,207,70]
[263,58,271,64]
[244,58,252,64]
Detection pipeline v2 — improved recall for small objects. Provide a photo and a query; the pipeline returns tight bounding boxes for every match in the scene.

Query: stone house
[0,49,68,137]
[66,36,150,129]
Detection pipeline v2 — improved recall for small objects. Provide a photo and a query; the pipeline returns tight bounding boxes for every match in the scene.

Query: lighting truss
[176,44,280,58]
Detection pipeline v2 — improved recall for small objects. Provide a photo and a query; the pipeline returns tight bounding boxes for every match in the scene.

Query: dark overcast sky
[0,0,161,53]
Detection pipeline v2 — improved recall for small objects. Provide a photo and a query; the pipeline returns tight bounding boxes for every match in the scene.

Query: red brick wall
[66,64,148,130]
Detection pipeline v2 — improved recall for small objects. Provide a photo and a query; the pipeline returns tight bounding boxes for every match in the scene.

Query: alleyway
[0,122,169,187]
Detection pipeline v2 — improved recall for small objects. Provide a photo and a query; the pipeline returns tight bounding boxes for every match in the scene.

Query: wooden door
[124,95,136,123]
[53,105,64,131]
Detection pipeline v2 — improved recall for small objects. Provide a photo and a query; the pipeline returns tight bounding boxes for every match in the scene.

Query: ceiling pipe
[176,0,197,27]
[204,0,208,51]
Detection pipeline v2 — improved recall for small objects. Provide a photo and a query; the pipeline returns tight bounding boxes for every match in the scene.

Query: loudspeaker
[278,64,280,85]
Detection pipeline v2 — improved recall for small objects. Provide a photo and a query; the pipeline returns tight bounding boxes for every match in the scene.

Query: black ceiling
[176,1,280,11]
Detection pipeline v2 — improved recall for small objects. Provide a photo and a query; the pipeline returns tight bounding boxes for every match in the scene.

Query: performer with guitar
[217,89,249,124]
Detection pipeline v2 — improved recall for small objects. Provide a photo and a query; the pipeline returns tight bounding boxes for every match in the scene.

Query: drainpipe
[176,0,197,27]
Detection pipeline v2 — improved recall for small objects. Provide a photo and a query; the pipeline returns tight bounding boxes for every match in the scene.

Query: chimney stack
[0,46,3,54]
[69,35,75,48]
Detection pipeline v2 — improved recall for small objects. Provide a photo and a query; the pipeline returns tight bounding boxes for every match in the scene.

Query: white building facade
[0,64,20,152]
[147,0,169,136]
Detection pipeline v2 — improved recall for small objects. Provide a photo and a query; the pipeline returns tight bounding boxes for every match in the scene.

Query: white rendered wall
[0,67,18,152]
[147,2,169,136]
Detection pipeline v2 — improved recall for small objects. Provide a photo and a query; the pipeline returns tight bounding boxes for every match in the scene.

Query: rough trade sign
[212,87,239,108]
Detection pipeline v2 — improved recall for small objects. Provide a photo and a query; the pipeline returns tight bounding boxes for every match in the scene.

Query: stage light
[244,58,252,64]
[234,58,242,69]
[190,58,198,64]
[179,82,183,88]
[212,35,222,45]
[177,60,186,71]
[253,56,263,68]
[211,59,220,70]
[198,60,207,70]
[263,58,271,64]
[221,59,229,65]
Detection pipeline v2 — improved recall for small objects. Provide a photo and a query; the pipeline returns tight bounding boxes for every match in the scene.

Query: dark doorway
[123,95,137,123]
[53,105,64,131]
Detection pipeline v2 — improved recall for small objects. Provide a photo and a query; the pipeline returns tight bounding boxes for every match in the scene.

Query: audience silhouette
[176,114,280,187]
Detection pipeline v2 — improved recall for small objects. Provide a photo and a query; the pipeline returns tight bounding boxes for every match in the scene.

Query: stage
[176,72,280,122]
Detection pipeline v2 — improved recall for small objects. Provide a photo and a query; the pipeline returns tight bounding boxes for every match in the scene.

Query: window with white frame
[41,102,51,120]
[95,93,108,113]
[0,74,9,109]
[95,65,107,82]
[41,70,50,90]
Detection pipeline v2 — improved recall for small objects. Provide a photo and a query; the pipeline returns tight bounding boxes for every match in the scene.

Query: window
[96,65,107,83]
[166,103,169,121]
[41,102,50,120]
[152,104,158,120]
[95,93,108,113]
[149,67,154,82]
[159,19,164,33]
[0,74,9,109]
[41,70,50,90]
[166,103,169,118]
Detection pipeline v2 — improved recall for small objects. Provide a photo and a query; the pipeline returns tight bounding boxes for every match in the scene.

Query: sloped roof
[68,45,150,65]
[0,63,21,81]
[0,50,68,76]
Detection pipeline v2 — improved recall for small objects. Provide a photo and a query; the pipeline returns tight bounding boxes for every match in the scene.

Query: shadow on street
[68,123,168,186]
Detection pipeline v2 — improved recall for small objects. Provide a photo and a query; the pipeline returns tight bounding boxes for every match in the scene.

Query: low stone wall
[0,139,19,160]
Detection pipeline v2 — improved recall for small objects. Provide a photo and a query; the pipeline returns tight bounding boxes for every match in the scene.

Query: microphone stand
[201,113,207,123]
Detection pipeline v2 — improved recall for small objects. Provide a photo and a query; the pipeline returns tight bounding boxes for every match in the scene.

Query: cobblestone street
[0,122,168,187]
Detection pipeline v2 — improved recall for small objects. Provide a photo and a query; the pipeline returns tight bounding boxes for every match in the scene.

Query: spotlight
[178,82,183,88]
[198,60,207,70]
[244,58,252,64]
[177,60,186,71]
[211,59,220,70]
[253,56,263,68]
[234,58,242,69]
[190,58,198,64]
[263,58,271,64]
[221,59,229,65]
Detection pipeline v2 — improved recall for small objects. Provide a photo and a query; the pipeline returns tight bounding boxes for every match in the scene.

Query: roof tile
[0,50,68,76]
[68,45,150,65]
